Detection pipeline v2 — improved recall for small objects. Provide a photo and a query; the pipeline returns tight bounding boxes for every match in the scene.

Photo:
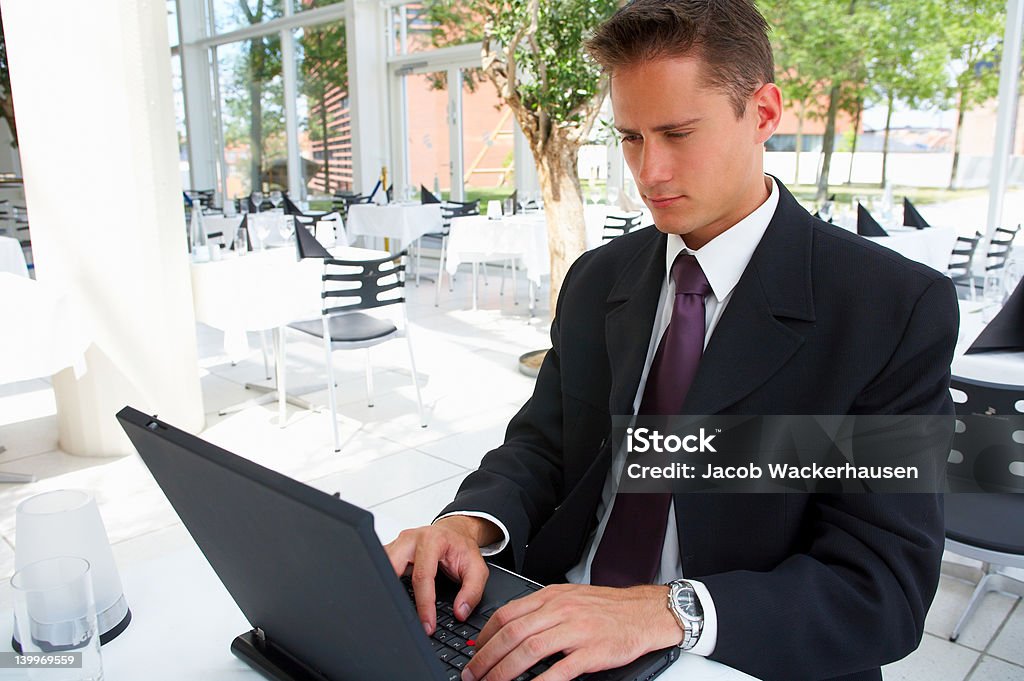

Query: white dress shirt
[440,176,780,658]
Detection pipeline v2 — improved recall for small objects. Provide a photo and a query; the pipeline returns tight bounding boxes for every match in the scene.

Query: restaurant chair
[948,234,981,300]
[944,376,1024,641]
[602,211,645,241]
[432,200,480,305]
[984,224,1021,274]
[287,251,426,452]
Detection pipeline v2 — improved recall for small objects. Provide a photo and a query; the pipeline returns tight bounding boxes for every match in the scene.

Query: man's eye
[620,135,641,144]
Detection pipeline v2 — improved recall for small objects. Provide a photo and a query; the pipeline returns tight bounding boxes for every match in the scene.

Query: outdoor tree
[760,0,873,202]
[940,0,1005,189]
[864,0,948,188]
[235,0,284,192]
[299,6,348,193]
[427,0,619,311]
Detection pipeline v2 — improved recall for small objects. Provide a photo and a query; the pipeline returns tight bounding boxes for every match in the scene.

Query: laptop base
[231,630,331,681]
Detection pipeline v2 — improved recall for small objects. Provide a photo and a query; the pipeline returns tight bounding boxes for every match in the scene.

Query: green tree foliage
[941,0,1006,188]
[298,7,348,192]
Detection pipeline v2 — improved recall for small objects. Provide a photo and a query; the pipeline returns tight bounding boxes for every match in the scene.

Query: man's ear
[752,83,782,145]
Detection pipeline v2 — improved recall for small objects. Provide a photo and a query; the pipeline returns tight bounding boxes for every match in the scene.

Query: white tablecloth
[952,300,1024,386]
[446,206,620,287]
[347,203,443,251]
[0,273,91,384]
[190,246,388,359]
[864,226,958,273]
[0,235,27,277]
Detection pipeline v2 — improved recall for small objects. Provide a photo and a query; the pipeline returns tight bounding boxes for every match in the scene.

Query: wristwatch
[666,579,704,651]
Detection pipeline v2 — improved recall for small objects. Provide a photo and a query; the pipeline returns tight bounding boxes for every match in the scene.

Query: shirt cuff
[685,579,718,657]
[433,512,511,556]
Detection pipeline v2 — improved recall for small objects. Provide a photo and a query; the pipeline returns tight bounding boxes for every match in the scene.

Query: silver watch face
[675,585,704,619]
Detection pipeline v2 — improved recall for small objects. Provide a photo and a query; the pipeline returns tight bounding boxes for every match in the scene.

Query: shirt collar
[664,176,779,302]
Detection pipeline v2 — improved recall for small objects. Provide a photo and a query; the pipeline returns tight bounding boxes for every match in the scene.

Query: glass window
[404,70,452,196]
[296,0,345,17]
[210,0,284,36]
[391,2,478,56]
[296,21,353,195]
[460,68,514,201]
[215,36,287,200]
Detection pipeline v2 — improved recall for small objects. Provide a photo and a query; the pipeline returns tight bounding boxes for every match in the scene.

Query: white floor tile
[925,575,1020,650]
[371,473,471,543]
[305,449,466,510]
[966,655,1024,681]
[988,601,1024,666]
[883,632,979,681]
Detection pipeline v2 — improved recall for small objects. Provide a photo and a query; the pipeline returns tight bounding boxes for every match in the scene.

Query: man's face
[611,57,779,248]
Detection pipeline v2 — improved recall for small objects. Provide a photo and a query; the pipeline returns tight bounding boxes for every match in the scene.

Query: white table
[864,226,958,273]
[0,517,755,681]
[190,246,389,424]
[445,206,615,311]
[0,236,26,277]
[0,273,92,482]
[347,203,443,251]
[953,300,1024,385]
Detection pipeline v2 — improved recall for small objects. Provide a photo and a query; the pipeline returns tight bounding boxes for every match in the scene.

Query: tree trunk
[0,94,17,147]
[880,90,894,189]
[846,97,862,184]
[949,88,967,190]
[816,83,840,202]
[536,140,586,315]
[794,101,804,184]
[249,39,264,192]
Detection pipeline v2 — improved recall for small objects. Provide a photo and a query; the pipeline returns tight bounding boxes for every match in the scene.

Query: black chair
[984,224,1021,274]
[948,234,982,300]
[944,376,1024,641]
[432,200,480,305]
[185,189,216,210]
[602,211,645,241]
[287,252,426,451]
[247,193,275,213]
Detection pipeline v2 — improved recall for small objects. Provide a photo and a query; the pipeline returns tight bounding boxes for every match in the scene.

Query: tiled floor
[0,254,1021,680]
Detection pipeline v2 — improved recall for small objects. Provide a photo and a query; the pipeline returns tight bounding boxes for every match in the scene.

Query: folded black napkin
[282,193,304,216]
[966,277,1024,353]
[294,217,332,259]
[903,197,930,229]
[229,216,252,252]
[420,185,441,204]
[857,203,888,237]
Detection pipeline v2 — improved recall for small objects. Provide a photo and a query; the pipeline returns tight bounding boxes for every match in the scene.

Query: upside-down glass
[11,556,104,681]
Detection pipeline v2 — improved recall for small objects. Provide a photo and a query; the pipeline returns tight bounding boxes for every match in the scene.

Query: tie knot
[671,253,711,297]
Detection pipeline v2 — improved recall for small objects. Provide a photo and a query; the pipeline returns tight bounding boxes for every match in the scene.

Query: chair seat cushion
[289,313,397,343]
[945,493,1024,555]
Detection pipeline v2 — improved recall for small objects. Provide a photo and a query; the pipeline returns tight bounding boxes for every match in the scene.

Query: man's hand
[461,583,683,681]
[384,516,500,635]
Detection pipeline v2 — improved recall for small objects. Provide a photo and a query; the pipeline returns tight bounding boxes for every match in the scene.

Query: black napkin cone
[420,185,441,204]
[966,277,1024,353]
[294,218,332,259]
[857,203,888,237]
[282,193,304,216]
[903,197,930,229]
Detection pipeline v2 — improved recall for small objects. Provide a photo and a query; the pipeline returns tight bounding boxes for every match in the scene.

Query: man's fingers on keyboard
[453,559,489,620]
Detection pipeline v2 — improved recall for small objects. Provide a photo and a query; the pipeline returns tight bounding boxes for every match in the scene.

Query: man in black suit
[385,2,958,680]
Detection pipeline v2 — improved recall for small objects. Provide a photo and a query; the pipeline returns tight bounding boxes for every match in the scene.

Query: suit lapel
[682,181,816,415]
[604,229,668,416]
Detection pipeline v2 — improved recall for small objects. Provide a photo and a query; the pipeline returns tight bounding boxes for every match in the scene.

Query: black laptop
[116,407,679,681]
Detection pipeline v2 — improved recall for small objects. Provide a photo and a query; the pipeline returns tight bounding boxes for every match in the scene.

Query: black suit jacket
[440,181,958,681]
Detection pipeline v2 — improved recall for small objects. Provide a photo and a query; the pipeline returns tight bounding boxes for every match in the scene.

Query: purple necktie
[590,253,711,587]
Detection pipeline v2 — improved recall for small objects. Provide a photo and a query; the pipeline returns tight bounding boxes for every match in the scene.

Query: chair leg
[364,348,374,407]
[404,331,427,428]
[435,236,447,306]
[260,330,273,380]
[482,262,490,286]
[323,336,340,453]
[512,258,519,306]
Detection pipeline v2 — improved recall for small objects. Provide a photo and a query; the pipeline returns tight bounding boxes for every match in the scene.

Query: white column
[448,66,464,201]
[177,0,218,196]
[606,142,625,204]
[1,0,205,455]
[985,0,1024,240]
[282,1,303,200]
[347,0,390,194]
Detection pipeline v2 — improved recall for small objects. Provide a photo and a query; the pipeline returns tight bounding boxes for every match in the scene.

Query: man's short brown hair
[585,0,775,118]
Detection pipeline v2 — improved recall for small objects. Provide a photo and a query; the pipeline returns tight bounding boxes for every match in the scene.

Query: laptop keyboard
[401,577,570,681]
